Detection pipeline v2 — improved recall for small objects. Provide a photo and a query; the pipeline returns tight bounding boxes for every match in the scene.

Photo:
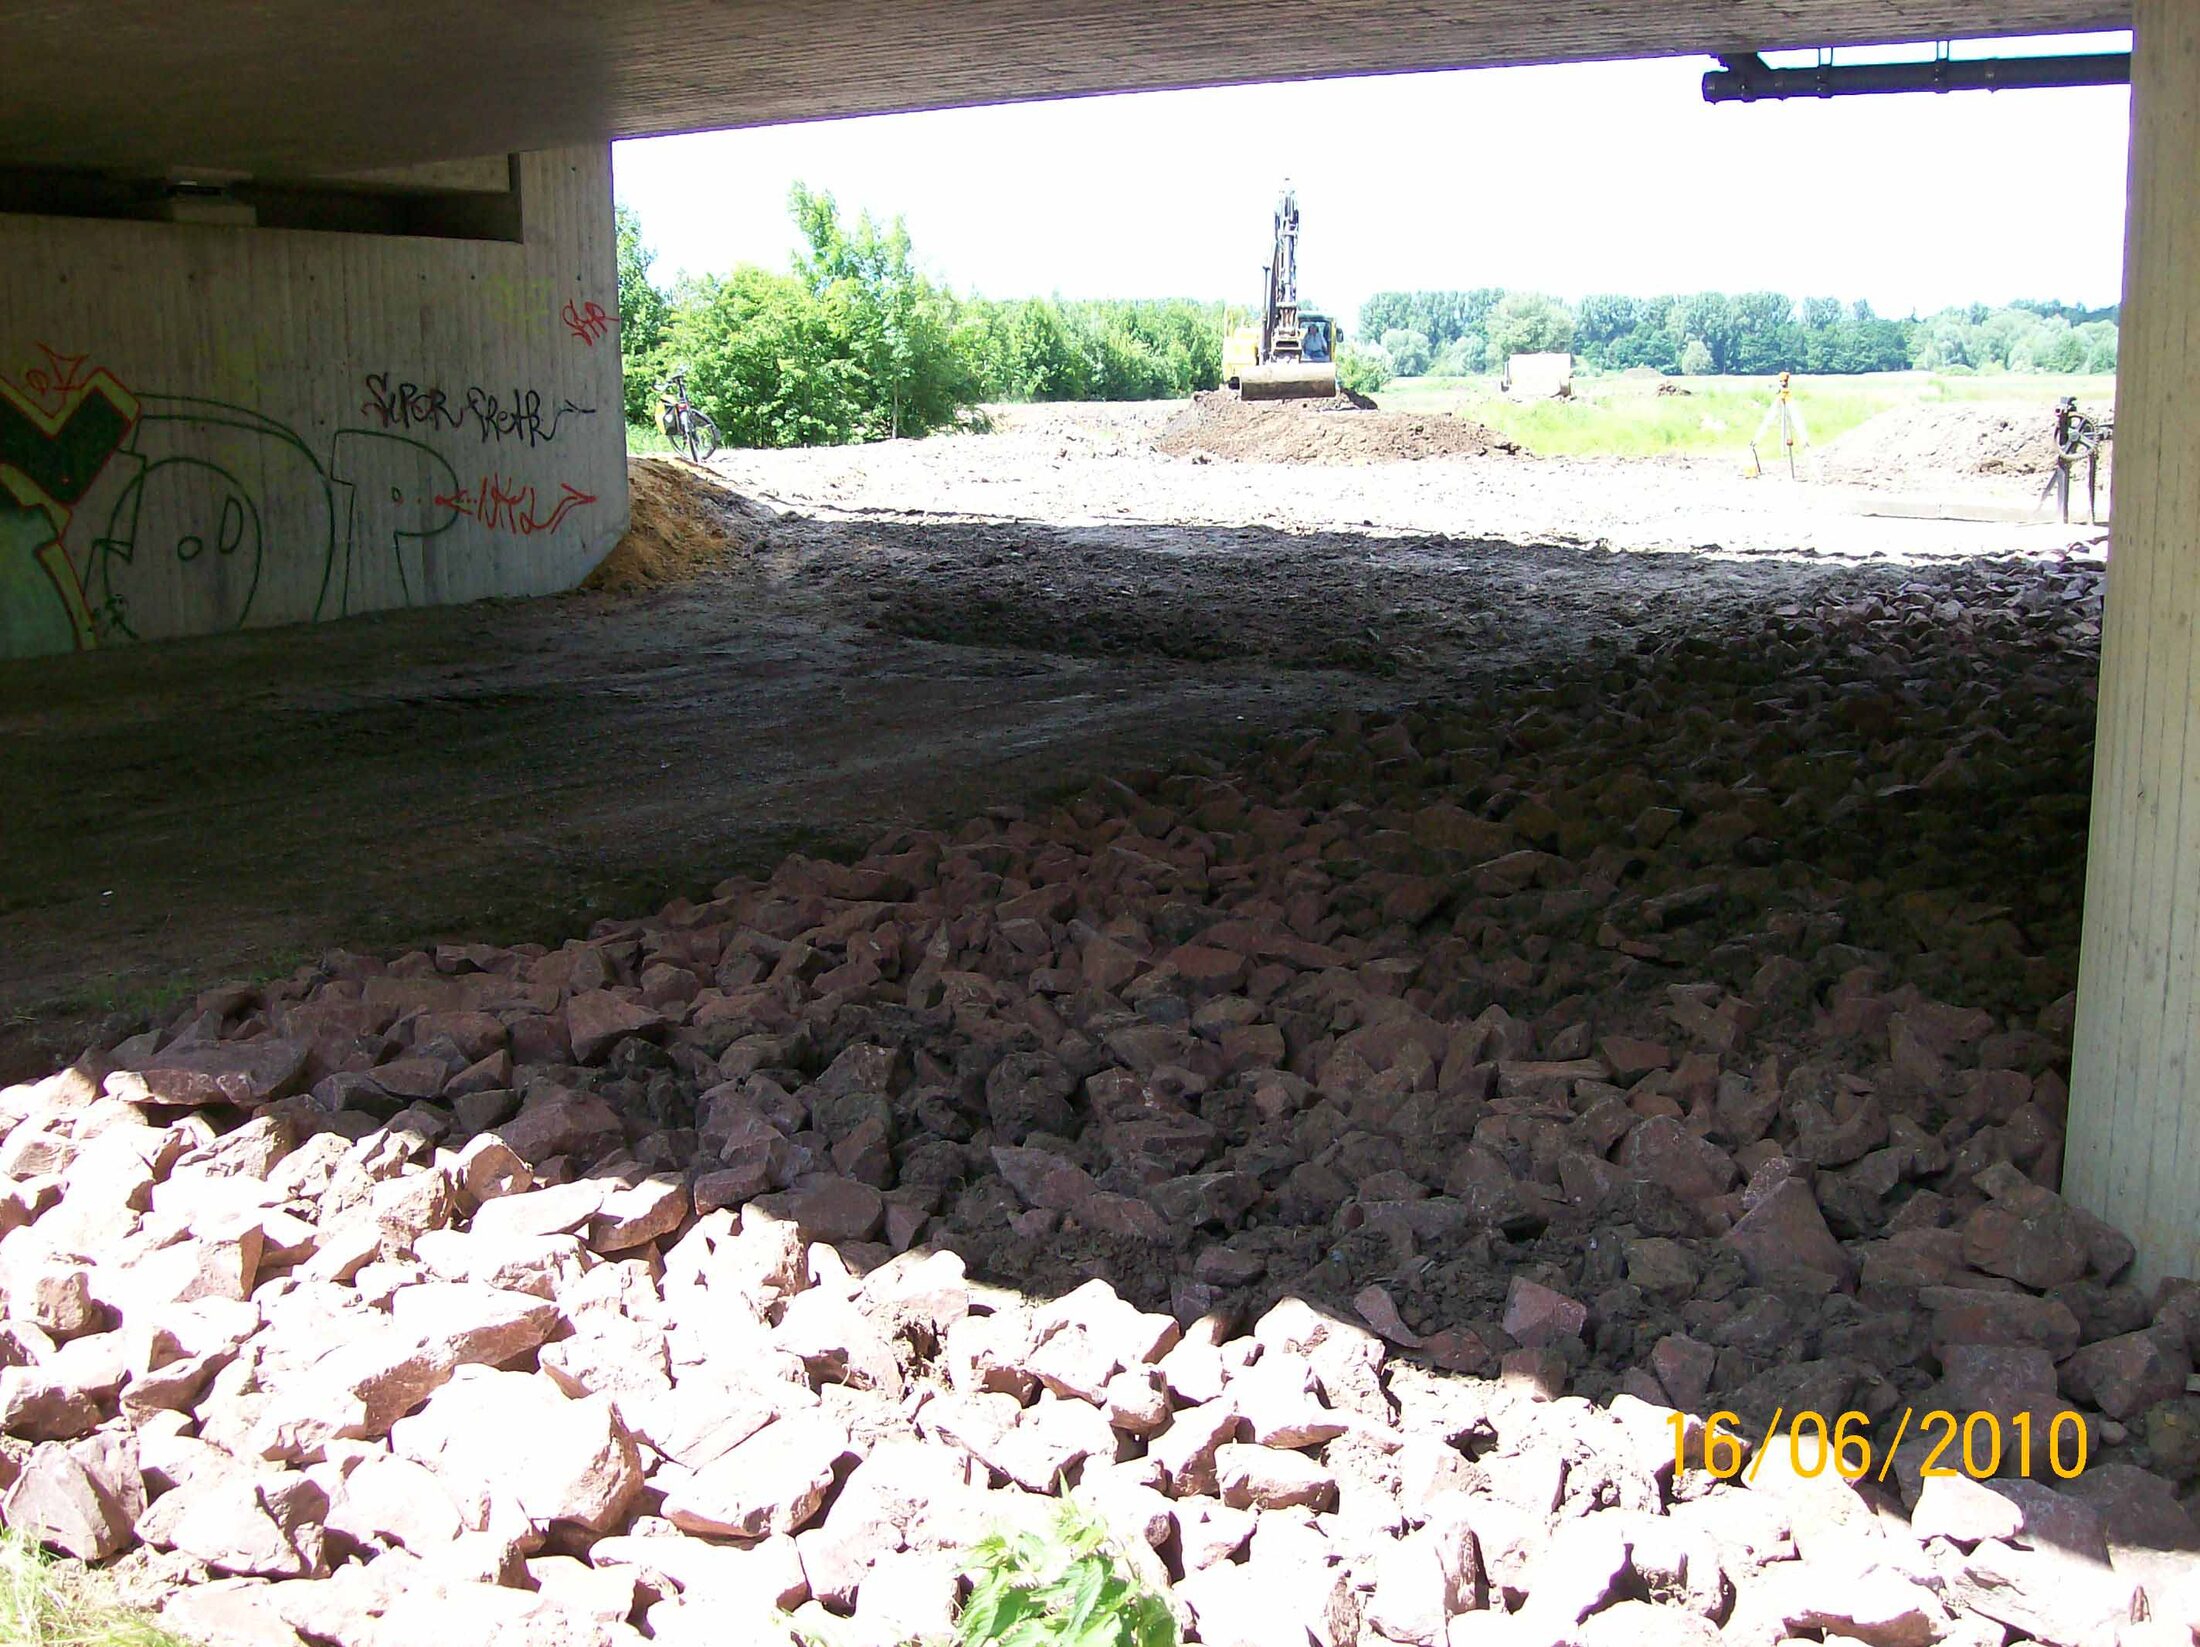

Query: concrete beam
[0,1,2131,176]
[2068,0,2200,1285]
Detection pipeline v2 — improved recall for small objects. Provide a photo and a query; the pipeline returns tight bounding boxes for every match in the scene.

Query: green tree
[1729,291,1802,373]
[1679,338,1715,376]
[1671,293,1738,372]
[961,297,1224,402]
[1379,328,1433,378]
[1430,334,1488,376]
[1007,299,1092,400]
[1358,289,1502,347]
[2040,326,2091,373]
[1606,301,1682,373]
[1486,292,1575,361]
[637,187,986,447]
[788,184,976,438]
[1337,342,1393,396]
[615,204,673,423]
[664,266,869,447]
[1906,303,2115,375]
[1573,294,1640,366]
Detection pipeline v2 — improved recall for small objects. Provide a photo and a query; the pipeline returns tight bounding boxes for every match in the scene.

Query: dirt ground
[0,401,2105,1080]
[1150,391,1519,464]
[719,400,2105,544]
[1819,401,2116,494]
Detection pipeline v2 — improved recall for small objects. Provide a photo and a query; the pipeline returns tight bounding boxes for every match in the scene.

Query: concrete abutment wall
[0,146,626,659]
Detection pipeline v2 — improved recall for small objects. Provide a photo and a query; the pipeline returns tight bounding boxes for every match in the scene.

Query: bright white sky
[612,34,2133,325]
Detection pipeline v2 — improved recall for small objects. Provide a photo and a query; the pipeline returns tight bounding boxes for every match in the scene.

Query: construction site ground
[0,398,2101,1083]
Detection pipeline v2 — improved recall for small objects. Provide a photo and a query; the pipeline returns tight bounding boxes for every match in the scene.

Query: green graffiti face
[82,401,303,642]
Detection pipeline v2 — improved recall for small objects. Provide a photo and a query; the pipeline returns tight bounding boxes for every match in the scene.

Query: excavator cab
[1301,316,1335,365]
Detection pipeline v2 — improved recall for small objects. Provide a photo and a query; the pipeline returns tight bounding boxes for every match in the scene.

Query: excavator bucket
[1238,361,1338,401]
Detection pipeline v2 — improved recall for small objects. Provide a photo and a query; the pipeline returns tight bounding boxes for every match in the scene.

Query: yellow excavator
[1222,182,1340,401]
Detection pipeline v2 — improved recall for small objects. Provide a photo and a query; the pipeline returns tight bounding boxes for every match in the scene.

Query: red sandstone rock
[659,1410,851,1539]
[1215,1442,1337,1511]
[1502,1277,1586,1350]
[390,1367,642,1533]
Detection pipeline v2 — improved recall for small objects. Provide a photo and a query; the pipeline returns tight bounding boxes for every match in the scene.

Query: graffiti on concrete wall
[563,299,613,346]
[357,373,597,448]
[475,273,576,335]
[0,343,601,656]
[435,473,598,538]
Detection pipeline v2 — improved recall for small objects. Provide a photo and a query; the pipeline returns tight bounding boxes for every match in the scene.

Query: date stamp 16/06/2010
[1671,1408,2091,1484]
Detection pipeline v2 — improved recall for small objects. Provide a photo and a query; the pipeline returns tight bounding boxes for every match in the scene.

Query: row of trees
[617,194,1223,447]
[619,196,2123,450]
[1357,288,2119,382]
[961,297,1224,404]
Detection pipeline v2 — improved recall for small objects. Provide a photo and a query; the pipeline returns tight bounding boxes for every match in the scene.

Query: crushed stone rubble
[4,551,2197,1647]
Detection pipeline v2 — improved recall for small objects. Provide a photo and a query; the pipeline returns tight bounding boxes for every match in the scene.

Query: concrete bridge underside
[12,0,2200,1289]
[2,2,2130,175]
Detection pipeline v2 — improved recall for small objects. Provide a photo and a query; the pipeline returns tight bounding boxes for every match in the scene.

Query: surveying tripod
[1745,372,1813,479]
[2038,395,2111,525]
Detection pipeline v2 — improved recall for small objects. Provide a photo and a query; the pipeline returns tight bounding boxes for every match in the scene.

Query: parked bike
[656,371,720,462]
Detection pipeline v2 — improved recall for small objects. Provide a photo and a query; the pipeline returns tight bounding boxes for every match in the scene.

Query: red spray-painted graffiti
[563,299,613,346]
[16,344,101,417]
[434,474,596,538]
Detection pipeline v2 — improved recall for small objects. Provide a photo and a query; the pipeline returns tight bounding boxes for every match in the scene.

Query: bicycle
[656,371,720,462]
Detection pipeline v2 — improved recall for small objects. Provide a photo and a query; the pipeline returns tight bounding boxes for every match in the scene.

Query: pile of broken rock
[1,554,2196,1646]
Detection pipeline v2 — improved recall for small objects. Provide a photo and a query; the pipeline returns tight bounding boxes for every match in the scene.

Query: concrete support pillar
[2068,0,2200,1286]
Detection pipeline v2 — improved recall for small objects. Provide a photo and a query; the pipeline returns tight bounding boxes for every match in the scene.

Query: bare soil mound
[1152,389,1520,465]
[1820,403,2089,486]
[583,456,775,592]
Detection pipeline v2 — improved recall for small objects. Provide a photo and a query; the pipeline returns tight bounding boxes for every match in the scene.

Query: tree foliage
[960,298,1224,402]
[785,184,978,440]
[1337,343,1393,396]
[1379,328,1432,378]
[1911,306,2118,374]
[615,204,673,423]
[618,194,1225,448]
[654,185,983,450]
[632,188,961,449]
[1359,287,2117,378]
[1486,292,1576,361]
[1358,289,1505,348]
[1429,335,1488,376]
[662,266,870,448]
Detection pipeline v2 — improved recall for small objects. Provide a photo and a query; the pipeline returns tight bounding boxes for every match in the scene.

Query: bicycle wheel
[688,413,720,462]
